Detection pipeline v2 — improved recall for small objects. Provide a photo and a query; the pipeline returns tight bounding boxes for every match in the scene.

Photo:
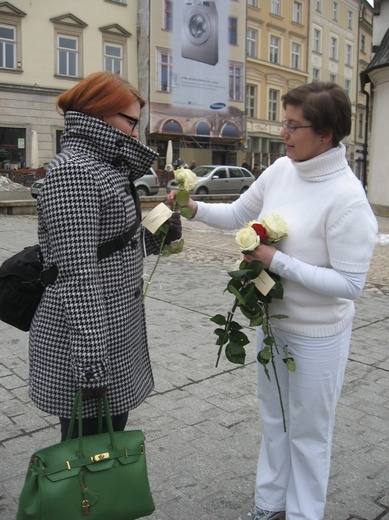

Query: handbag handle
[66,391,118,456]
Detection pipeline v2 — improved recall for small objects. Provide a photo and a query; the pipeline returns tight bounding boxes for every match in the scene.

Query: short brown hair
[56,71,145,118]
[282,82,351,147]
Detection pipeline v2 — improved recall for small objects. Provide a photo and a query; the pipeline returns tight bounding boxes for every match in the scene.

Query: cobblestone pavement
[0,214,388,520]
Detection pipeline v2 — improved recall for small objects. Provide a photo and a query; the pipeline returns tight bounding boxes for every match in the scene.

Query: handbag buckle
[91,452,110,463]
[81,499,91,515]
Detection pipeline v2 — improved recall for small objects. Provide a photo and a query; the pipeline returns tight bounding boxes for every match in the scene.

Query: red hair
[56,71,145,117]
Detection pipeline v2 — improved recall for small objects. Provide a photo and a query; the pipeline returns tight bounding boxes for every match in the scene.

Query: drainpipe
[360,82,370,191]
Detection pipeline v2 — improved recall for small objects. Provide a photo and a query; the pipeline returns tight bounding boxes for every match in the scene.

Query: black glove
[81,386,107,400]
[165,212,182,245]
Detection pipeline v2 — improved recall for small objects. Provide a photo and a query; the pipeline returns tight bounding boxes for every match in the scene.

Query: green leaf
[270,314,289,320]
[229,268,252,280]
[176,190,190,207]
[263,335,275,346]
[229,329,250,347]
[210,314,226,326]
[284,358,297,372]
[249,314,263,327]
[180,207,193,219]
[258,346,272,361]
[229,320,243,331]
[225,343,246,365]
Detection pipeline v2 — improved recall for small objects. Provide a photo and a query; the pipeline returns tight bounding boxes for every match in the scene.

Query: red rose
[251,223,268,243]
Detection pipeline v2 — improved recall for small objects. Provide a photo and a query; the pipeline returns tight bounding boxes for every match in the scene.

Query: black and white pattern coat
[29,111,161,418]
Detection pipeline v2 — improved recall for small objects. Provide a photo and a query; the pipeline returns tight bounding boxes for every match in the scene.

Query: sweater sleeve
[194,196,259,229]
[270,250,367,300]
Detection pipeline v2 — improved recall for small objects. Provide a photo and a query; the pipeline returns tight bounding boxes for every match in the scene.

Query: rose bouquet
[211,214,296,431]
[142,167,198,302]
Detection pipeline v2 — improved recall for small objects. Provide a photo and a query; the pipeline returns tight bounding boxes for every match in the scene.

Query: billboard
[149,0,245,141]
[171,0,228,111]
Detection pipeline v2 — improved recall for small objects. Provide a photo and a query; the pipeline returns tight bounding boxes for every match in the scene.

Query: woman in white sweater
[167,82,377,520]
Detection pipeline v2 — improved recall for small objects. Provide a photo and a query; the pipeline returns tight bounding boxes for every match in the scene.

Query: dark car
[30,168,160,198]
[166,165,255,195]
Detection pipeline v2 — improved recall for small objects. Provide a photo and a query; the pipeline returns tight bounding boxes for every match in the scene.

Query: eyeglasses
[118,113,139,133]
[281,120,313,133]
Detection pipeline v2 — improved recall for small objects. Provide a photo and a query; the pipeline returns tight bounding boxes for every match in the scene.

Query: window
[345,79,351,96]
[270,0,281,16]
[247,29,257,58]
[330,36,338,60]
[358,113,363,139]
[313,28,321,53]
[0,127,26,168]
[246,84,257,118]
[270,35,280,64]
[0,24,16,69]
[312,68,320,81]
[229,63,242,101]
[57,35,78,77]
[348,11,353,29]
[104,43,123,75]
[361,34,366,53]
[315,0,321,12]
[229,17,238,45]
[345,43,352,67]
[52,15,86,78]
[333,2,338,22]
[157,48,172,92]
[268,89,279,122]
[164,0,172,31]
[293,2,302,24]
[271,0,281,16]
[330,73,336,83]
[291,42,301,70]
[247,0,257,6]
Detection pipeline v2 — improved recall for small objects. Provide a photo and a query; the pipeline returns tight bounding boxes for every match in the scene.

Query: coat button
[134,288,141,299]
[115,138,124,147]
[112,157,122,167]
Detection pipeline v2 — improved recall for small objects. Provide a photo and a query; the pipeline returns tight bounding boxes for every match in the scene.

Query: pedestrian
[166,82,377,520]
[252,163,261,179]
[189,159,196,169]
[242,160,251,171]
[29,71,181,441]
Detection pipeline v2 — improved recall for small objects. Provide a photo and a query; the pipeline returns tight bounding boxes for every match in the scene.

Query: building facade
[361,0,389,216]
[245,0,309,171]
[0,0,376,189]
[0,0,138,176]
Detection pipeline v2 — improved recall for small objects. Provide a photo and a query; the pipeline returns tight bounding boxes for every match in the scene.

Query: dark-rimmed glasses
[281,120,313,133]
[118,113,139,133]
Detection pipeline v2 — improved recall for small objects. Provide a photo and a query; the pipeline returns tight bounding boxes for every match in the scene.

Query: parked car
[30,168,159,198]
[166,165,255,195]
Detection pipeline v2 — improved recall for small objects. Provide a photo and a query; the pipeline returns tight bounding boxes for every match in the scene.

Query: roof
[361,28,389,87]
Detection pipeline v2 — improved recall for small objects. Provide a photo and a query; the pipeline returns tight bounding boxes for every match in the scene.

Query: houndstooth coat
[29,111,161,419]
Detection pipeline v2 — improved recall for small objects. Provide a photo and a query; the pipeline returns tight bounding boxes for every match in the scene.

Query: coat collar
[60,111,158,181]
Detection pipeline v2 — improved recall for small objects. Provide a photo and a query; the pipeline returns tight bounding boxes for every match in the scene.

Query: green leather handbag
[17,392,155,519]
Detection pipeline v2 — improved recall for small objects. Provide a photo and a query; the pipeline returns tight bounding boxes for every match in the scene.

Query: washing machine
[181,1,218,66]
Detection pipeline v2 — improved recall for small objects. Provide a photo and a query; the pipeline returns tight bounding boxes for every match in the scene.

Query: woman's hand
[165,212,182,244]
[244,243,277,270]
[166,190,198,218]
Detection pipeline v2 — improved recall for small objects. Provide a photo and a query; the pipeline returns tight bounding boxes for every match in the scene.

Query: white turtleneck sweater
[194,145,378,337]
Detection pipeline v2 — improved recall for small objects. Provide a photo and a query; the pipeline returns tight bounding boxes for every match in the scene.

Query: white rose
[261,213,288,243]
[174,168,198,191]
[235,226,260,252]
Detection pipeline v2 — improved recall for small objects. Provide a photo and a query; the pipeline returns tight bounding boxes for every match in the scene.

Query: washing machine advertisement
[171,0,229,112]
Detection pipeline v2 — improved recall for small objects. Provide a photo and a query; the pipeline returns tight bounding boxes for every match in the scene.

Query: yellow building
[245,0,309,170]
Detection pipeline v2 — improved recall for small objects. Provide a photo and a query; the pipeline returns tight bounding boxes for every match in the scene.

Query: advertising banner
[171,0,228,112]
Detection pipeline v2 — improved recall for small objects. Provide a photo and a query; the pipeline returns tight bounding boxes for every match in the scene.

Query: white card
[142,203,173,234]
[253,270,276,296]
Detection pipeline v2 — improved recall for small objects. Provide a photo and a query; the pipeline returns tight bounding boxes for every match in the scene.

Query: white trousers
[255,323,352,520]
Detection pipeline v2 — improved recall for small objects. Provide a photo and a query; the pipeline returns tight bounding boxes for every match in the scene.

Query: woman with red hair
[29,72,181,440]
